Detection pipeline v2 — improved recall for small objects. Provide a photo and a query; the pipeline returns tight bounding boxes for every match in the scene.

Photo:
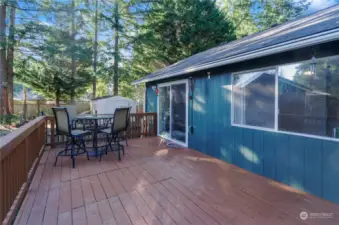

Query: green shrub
[0,114,21,125]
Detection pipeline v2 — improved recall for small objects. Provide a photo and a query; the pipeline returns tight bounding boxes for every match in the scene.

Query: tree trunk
[92,0,98,99]
[0,2,7,115]
[113,1,119,96]
[70,0,76,103]
[7,4,15,114]
[36,100,40,116]
[55,89,60,106]
[23,87,27,120]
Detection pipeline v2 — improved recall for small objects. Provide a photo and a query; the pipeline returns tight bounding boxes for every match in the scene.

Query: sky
[308,0,339,12]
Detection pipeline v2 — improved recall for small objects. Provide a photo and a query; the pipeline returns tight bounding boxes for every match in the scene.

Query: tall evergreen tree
[256,0,310,29]
[0,0,6,115]
[220,0,309,38]
[7,0,15,113]
[16,8,93,104]
[131,0,235,77]
[220,0,258,38]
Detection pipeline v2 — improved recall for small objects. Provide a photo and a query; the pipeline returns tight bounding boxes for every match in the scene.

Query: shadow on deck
[14,137,339,225]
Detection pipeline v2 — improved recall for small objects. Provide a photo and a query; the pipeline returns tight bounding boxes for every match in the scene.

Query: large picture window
[232,70,276,129]
[232,55,339,139]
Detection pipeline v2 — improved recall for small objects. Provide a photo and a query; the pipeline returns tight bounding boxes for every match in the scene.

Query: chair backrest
[112,107,129,133]
[52,107,71,135]
[63,105,77,124]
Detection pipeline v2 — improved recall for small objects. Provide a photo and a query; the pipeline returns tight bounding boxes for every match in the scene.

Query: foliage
[0,113,20,125]
[0,0,311,111]
[14,0,93,103]
[220,0,258,38]
[220,0,309,38]
[130,0,235,78]
[255,0,310,30]
[294,57,339,97]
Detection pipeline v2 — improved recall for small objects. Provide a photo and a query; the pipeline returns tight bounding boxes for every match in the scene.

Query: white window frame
[157,79,189,147]
[231,55,339,143]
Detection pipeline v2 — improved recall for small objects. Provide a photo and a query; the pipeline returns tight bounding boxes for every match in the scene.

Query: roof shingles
[134,4,339,84]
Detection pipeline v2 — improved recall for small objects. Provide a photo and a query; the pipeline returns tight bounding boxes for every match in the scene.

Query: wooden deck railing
[0,117,46,225]
[45,112,158,147]
[0,113,157,224]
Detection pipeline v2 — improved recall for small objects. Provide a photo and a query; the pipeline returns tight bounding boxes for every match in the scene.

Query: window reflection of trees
[279,56,339,137]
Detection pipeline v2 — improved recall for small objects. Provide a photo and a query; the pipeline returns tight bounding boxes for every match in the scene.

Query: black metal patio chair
[116,107,131,147]
[52,107,90,168]
[100,107,130,161]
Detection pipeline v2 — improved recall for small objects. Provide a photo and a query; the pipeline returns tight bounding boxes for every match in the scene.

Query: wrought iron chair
[100,107,129,161]
[52,107,90,168]
[116,107,131,147]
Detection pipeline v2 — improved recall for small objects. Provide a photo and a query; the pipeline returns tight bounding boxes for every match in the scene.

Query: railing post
[153,113,157,136]
[0,151,3,223]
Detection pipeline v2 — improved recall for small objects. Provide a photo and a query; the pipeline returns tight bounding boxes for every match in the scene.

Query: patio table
[74,114,113,157]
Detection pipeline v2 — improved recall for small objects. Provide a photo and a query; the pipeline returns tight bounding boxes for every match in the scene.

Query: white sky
[307,0,338,12]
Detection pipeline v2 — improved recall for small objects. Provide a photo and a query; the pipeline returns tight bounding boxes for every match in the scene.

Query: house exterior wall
[145,84,157,113]
[144,42,339,204]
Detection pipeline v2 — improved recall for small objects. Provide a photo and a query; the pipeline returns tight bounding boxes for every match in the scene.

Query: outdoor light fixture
[310,56,317,78]
[304,56,318,79]
[152,85,159,95]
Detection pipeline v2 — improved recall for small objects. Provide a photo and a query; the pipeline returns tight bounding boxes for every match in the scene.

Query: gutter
[132,28,339,85]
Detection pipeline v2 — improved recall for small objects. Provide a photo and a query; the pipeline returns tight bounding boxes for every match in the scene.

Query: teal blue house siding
[145,72,339,204]
[145,86,157,113]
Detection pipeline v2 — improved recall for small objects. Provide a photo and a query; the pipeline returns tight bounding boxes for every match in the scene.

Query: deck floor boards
[14,137,339,225]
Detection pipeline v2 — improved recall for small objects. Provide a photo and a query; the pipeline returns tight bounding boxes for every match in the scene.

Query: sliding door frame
[157,79,189,147]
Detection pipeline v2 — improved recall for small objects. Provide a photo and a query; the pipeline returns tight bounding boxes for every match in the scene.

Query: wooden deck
[14,137,339,225]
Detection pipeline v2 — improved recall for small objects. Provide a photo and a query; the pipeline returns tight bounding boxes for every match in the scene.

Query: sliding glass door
[159,86,170,138]
[158,80,188,146]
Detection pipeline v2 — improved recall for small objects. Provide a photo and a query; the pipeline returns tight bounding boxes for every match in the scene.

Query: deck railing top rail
[0,116,46,160]
[0,116,46,225]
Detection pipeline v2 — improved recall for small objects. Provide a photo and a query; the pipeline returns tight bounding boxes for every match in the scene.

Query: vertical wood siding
[145,86,157,113]
[145,73,339,204]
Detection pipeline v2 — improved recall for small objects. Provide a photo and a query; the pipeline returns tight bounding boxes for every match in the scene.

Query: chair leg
[82,139,89,160]
[71,139,76,169]
[117,145,121,161]
[105,135,110,154]
[76,139,80,155]
[54,138,71,167]
[122,142,125,156]
[54,152,59,166]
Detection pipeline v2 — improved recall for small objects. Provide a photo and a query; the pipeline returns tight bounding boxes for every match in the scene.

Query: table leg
[94,120,98,156]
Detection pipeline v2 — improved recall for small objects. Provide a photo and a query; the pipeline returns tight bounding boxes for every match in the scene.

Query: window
[232,55,339,139]
[278,57,339,138]
[232,69,276,129]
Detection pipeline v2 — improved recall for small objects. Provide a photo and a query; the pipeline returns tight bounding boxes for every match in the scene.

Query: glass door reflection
[171,83,187,143]
[159,86,170,138]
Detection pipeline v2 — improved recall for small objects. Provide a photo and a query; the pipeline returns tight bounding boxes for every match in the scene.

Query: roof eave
[132,28,339,85]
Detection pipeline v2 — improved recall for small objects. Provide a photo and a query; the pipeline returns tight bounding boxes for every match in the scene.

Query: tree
[7,1,15,113]
[113,1,119,96]
[92,0,99,98]
[0,0,6,115]
[131,0,235,77]
[100,0,145,96]
[255,0,310,30]
[220,0,258,38]
[16,20,93,104]
[220,0,309,38]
